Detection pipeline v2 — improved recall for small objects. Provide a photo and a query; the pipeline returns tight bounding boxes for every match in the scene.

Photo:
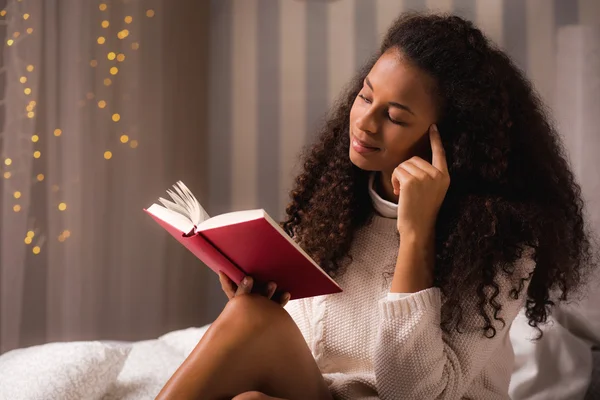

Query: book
[145,181,342,300]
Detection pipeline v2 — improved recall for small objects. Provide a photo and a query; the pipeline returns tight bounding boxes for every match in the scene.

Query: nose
[354,107,378,136]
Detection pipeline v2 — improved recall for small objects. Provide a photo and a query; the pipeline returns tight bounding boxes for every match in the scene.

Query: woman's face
[349,49,438,174]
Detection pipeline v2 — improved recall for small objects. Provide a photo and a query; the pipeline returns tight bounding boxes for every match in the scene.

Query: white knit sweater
[285,175,535,399]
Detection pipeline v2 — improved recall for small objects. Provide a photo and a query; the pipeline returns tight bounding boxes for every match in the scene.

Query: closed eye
[359,93,407,126]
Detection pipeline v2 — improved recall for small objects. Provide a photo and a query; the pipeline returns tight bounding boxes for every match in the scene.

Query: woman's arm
[375,253,535,399]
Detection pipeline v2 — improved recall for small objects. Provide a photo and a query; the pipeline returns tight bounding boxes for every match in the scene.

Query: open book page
[146,181,211,233]
[157,181,210,227]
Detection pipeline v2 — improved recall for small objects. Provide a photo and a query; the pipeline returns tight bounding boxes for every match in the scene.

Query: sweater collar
[368,172,397,219]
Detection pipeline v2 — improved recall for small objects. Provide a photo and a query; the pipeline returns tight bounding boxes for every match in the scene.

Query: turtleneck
[368,172,397,219]
[366,172,407,300]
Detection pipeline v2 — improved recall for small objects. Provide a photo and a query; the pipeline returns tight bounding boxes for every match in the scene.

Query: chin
[349,148,382,172]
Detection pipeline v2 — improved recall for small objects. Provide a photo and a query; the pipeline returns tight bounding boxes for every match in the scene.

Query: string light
[0,10,6,17]
[9,6,154,252]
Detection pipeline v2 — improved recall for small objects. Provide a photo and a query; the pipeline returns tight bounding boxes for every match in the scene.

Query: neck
[378,171,399,203]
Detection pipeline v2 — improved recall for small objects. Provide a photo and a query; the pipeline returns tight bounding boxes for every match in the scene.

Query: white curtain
[555,25,600,345]
[0,0,214,354]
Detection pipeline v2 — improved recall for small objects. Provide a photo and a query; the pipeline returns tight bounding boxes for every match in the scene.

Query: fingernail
[432,124,439,133]
[242,276,250,286]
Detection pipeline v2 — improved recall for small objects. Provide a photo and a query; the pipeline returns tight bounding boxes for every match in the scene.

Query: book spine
[185,233,246,285]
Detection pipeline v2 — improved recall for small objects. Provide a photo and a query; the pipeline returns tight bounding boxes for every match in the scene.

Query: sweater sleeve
[374,255,536,400]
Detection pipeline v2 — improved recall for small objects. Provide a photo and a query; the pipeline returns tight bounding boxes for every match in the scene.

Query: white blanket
[0,325,210,400]
[1,316,598,400]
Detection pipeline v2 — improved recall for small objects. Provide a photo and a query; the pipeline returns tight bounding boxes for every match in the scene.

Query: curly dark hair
[281,13,597,337]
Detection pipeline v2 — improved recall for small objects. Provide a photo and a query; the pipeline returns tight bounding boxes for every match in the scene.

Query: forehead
[367,50,437,113]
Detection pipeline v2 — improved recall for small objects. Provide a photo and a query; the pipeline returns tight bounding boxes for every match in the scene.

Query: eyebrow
[365,77,415,116]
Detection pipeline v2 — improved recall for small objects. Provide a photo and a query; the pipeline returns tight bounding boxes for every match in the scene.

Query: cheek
[382,129,423,163]
[349,100,359,126]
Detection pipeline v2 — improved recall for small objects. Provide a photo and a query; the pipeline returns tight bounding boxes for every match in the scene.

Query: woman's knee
[219,294,293,333]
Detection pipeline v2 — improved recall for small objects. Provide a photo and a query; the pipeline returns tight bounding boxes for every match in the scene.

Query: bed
[1,312,599,400]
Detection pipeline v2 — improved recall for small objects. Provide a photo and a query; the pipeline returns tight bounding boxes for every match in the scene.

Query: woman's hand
[218,272,291,307]
[392,124,450,238]
[232,391,288,400]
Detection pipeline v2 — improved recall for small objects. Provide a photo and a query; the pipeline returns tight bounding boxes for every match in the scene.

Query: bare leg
[157,294,332,400]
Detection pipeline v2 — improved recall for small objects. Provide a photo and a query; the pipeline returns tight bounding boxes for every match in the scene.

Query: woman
[158,13,595,400]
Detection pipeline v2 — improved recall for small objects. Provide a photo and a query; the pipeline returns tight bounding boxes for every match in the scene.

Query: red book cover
[145,208,342,300]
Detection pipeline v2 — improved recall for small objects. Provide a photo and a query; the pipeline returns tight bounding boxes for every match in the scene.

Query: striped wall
[208,0,600,220]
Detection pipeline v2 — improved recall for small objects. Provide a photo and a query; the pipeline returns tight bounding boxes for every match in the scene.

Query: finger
[280,292,291,307]
[235,276,253,296]
[408,156,443,179]
[393,166,413,188]
[429,124,449,174]
[399,161,429,181]
[390,173,401,195]
[218,271,236,299]
[265,282,277,299]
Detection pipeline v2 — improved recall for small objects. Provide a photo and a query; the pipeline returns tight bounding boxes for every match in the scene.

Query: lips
[351,134,380,154]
